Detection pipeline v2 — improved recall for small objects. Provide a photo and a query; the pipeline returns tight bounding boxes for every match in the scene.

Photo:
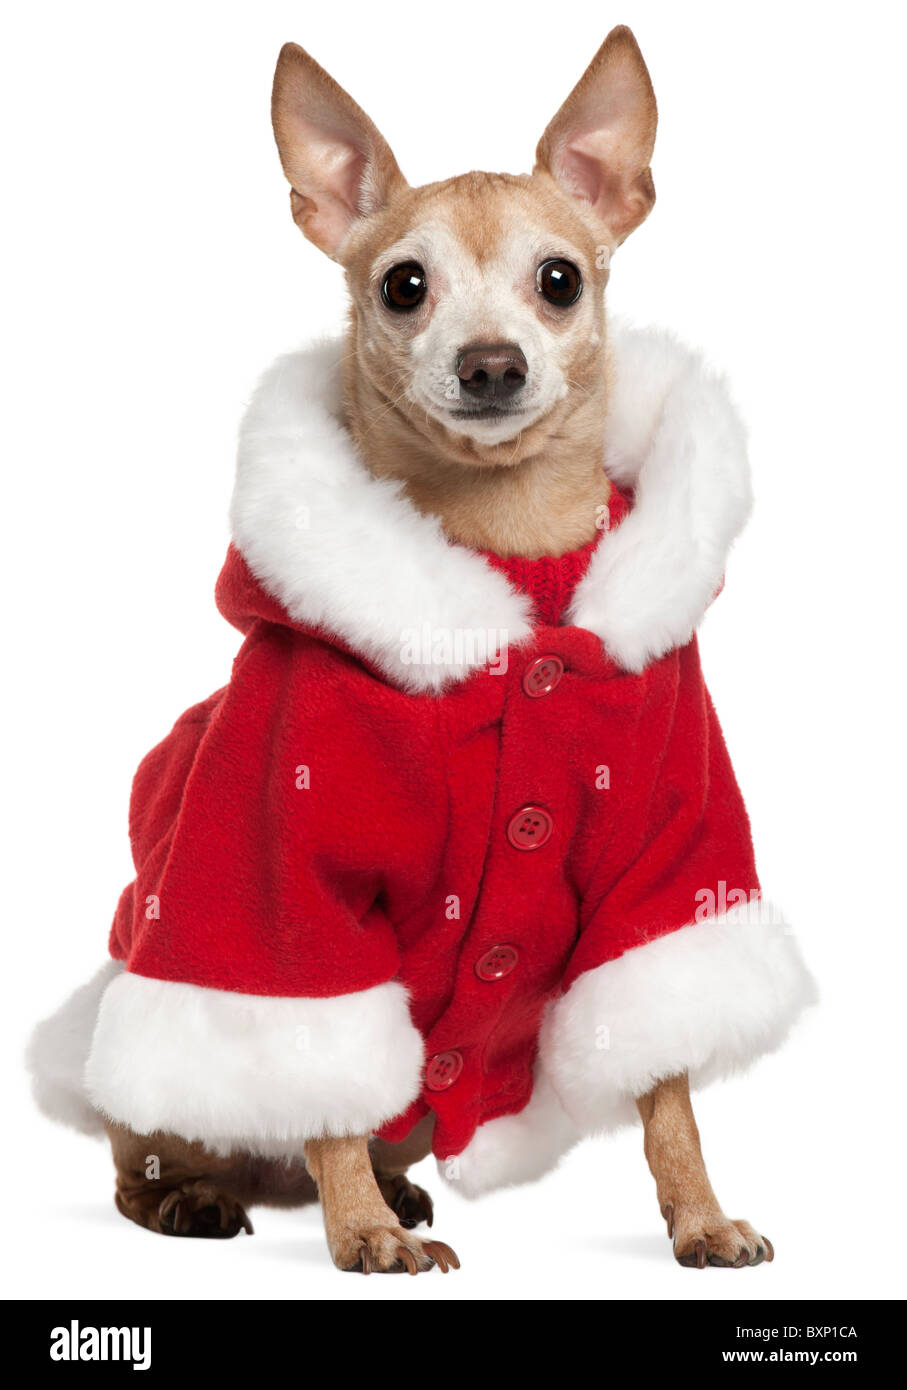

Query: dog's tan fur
[341,172,615,557]
[636,1075,773,1267]
[304,1132,457,1274]
[106,28,773,1272]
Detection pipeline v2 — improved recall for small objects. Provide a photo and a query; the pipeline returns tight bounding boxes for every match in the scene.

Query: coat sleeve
[82,626,439,1155]
[538,643,817,1134]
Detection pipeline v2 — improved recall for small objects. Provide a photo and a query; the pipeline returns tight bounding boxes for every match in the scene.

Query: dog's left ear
[535,26,657,245]
[271,43,407,259]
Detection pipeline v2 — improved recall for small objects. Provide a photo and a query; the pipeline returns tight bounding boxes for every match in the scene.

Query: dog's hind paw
[376,1173,434,1229]
[155,1181,254,1239]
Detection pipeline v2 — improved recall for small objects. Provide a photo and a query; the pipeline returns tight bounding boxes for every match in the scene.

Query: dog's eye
[381,262,428,311]
[537,259,582,307]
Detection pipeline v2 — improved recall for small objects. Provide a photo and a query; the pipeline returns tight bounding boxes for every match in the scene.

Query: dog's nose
[456,343,528,399]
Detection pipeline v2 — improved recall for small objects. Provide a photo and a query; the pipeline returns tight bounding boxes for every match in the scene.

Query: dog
[28,26,815,1274]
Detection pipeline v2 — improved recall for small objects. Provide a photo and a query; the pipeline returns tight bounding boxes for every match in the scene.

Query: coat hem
[32,965,426,1157]
[540,899,818,1133]
[436,901,816,1196]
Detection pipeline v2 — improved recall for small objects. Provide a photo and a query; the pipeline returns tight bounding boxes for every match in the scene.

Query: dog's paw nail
[662,1203,674,1238]
[396,1246,419,1276]
[423,1240,459,1272]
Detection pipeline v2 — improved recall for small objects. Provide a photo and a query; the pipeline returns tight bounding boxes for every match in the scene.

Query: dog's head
[271,27,656,466]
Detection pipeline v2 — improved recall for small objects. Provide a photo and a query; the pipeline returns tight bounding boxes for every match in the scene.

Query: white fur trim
[231,340,534,693]
[83,972,425,1156]
[27,959,124,1136]
[435,903,815,1195]
[438,1070,581,1198]
[230,321,751,686]
[541,902,818,1133]
[569,322,752,671]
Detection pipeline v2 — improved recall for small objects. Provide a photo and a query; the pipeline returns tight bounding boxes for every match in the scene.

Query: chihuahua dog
[31,26,815,1276]
[262,30,774,1271]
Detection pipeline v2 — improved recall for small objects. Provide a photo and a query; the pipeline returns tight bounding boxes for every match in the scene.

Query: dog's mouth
[447,405,528,422]
[435,395,550,447]
[413,384,551,447]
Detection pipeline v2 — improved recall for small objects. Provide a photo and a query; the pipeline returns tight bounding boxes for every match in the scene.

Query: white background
[3,0,905,1303]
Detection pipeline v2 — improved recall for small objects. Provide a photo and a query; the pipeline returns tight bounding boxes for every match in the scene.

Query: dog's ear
[535,26,657,245]
[272,44,407,258]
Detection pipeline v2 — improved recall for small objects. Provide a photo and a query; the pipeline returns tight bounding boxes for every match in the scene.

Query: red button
[425,1050,463,1091]
[475,945,520,981]
[506,805,553,850]
[522,654,564,698]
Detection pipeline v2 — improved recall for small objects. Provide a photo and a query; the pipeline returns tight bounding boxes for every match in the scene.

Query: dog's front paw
[329,1220,458,1275]
[664,1205,773,1269]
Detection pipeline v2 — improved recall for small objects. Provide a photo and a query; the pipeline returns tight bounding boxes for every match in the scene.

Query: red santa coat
[29,323,815,1195]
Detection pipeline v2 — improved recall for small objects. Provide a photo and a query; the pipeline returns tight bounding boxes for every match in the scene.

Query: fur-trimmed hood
[229,321,751,691]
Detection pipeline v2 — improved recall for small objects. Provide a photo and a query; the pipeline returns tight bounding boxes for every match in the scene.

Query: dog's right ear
[535,26,657,246]
[271,44,407,259]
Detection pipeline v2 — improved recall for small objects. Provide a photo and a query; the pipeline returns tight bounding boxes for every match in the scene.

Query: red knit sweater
[481,488,630,626]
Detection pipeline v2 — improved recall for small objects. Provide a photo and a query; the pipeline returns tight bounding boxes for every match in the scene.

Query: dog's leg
[304,1133,459,1274]
[107,1122,259,1238]
[636,1072,774,1269]
[369,1113,436,1229]
[108,1123,320,1236]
